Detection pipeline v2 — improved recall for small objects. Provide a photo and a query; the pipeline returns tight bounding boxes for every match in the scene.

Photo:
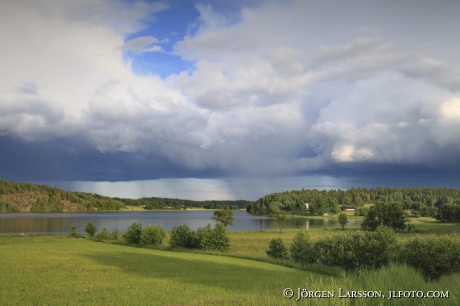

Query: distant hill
[0,179,250,213]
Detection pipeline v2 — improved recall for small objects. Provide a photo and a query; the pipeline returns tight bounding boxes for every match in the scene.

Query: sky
[1,0,460,200]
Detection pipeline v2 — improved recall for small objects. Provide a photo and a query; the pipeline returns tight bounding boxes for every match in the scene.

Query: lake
[0,211,362,235]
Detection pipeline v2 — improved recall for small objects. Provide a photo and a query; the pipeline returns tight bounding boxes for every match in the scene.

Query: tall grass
[298,264,458,306]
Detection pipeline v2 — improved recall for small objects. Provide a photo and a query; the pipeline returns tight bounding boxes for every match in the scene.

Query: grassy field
[1,219,459,305]
[0,235,314,305]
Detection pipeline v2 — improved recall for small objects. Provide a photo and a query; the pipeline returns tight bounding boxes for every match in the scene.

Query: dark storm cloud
[0,135,223,182]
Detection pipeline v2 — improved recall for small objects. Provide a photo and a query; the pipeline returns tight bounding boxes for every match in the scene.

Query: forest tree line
[247,187,460,221]
[115,197,249,210]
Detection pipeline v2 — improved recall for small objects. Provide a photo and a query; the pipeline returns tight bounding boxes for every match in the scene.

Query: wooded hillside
[247,187,460,219]
[0,179,249,213]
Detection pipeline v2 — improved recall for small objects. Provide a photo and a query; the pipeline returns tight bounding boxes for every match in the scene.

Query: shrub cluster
[271,227,396,270]
[123,222,166,246]
[313,226,397,270]
[96,228,120,241]
[169,223,230,251]
[269,228,460,281]
[396,233,460,281]
[73,222,120,241]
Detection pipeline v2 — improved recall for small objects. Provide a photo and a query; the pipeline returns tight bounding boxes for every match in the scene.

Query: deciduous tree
[211,209,234,227]
[338,213,348,230]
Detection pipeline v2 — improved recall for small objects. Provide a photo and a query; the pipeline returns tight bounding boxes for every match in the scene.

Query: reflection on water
[0,211,362,235]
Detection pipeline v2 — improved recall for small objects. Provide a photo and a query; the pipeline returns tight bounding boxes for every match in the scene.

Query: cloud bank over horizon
[1,0,460,199]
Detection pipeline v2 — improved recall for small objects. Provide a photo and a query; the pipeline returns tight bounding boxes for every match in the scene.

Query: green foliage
[96,228,111,241]
[0,200,5,211]
[396,233,460,281]
[85,222,97,237]
[211,209,234,227]
[338,213,348,230]
[410,210,421,218]
[123,222,143,245]
[140,225,166,246]
[111,228,120,240]
[436,203,460,222]
[70,224,80,238]
[313,226,397,270]
[328,198,341,214]
[200,223,230,251]
[419,206,437,217]
[95,228,120,242]
[290,230,315,265]
[354,206,369,216]
[169,224,195,248]
[169,224,230,251]
[0,200,20,212]
[266,238,289,259]
[361,202,406,231]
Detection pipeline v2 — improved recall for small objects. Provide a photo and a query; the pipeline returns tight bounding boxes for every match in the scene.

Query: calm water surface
[0,211,362,235]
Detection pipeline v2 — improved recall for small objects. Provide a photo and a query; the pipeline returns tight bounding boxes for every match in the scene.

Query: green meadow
[0,219,459,305]
[0,235,310,305]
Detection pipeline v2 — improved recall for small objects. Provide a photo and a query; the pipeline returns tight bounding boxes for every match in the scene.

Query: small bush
[290,230,315,265]
[85,222,96,237]
[141,225,166,246]
[201,223,230,252]
[169,224,194,248]
[111,228,120,240]
[70,224,80,238]
[192,225,209,248]
[96,228,111,241]
[123,222,143,245]
[266,237,289,259]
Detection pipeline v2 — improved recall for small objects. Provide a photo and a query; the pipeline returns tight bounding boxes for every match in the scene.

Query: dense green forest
[247,187,460,221]
[0,179,249,213]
